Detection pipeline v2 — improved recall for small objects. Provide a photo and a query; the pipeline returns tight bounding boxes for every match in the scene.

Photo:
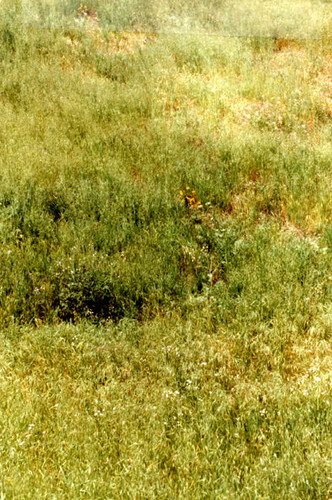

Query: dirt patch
[272,38,304,53]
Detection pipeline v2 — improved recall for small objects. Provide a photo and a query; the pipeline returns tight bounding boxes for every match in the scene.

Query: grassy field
[0,1,331,498]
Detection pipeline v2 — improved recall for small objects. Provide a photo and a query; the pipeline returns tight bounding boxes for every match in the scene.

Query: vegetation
[0,0,331,497]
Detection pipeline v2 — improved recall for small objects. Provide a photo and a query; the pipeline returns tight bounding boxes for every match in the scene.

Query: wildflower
[180,186,202,209]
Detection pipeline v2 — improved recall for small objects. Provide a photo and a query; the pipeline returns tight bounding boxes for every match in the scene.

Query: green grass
[0,1,331,497]
[17,0,332,38]
[0,319,331,498]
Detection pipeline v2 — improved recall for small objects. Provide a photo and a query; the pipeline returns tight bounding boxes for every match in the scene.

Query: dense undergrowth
[0,1,331,498]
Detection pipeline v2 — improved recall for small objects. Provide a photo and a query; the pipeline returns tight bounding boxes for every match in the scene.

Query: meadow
[0,0,331,497]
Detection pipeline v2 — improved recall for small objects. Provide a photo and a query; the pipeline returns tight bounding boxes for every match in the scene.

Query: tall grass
[17,0,332,38]
[0,2,331,497]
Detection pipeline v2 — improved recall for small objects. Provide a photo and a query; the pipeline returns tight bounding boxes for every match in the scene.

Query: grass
[0,1,331,497]
[0,317,331,498]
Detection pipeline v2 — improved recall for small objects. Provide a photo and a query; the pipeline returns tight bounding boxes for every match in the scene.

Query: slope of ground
[0,3,331,498]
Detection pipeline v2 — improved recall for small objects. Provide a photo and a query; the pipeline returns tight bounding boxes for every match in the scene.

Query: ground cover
[0,1,331,497]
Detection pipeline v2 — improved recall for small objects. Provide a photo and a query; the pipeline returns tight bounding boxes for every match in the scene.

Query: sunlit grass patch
[0,319,330,497]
